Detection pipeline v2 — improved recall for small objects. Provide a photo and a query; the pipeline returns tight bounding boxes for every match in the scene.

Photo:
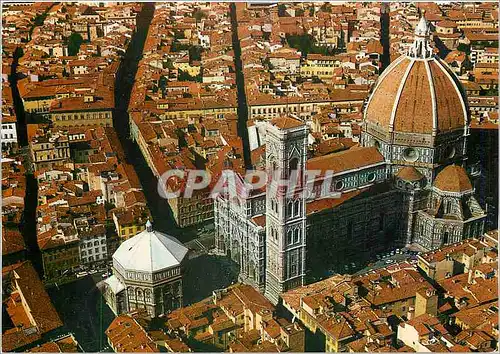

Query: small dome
[396,166,424,181]
[433,165,472,193]
[113,225,188,273]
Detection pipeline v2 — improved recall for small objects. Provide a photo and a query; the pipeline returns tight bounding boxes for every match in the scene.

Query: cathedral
[214,17,486,304]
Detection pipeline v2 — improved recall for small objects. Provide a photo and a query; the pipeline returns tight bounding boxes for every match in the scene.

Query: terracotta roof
[2,227,26,256]
[106,315,158,352]
[433,165,472,193]
[396,166,424,181]
[307,146,384,175]
[2,261,63,352]
[365,55,466,135]
[270,116,304,130]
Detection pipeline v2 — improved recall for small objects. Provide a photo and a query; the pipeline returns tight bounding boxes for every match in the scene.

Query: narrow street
[230,3,251,168]
[111,3,200,243]
[9,4,54,276]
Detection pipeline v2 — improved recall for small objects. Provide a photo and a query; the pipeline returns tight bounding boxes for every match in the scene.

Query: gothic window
[294,200,300,216]
[445,200,452,214]
[443,231,449,244]
[145,289,151,303]
[294,229,300,243]
[289,157,299,172]
[287,230,293,245]
[287,202,293,217]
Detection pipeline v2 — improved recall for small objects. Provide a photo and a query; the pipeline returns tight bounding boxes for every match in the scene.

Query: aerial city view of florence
[0,1,498,353]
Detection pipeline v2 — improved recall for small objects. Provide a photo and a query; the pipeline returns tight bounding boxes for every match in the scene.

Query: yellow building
[300,54,342,80]
[112,205,150,241]
[173,61,201,77]
[49,95,113,128]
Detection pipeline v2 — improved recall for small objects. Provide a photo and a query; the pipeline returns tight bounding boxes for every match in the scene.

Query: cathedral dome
[364,19,468,136]
[433,165,472,193]
[113,221,188,273]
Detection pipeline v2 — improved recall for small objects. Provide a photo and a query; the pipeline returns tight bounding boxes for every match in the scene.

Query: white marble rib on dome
[113,225,188,273]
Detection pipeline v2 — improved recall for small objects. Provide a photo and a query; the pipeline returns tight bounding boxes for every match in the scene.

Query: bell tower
[264,117,308,305]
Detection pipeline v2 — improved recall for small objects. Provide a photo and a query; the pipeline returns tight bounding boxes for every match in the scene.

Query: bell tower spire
[408,13,433,59]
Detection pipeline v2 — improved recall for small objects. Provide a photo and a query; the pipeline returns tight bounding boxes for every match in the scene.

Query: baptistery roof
[113,221,188,273]
[364,17,468,136]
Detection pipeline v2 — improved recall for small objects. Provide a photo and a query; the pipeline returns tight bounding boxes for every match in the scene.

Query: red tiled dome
[365,55,468,135]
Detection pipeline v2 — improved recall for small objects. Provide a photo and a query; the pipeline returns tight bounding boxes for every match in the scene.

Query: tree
[193,9,206,22]
[158,75,167,91]
[286,34,330,56]
[67,33,84,56]
[457,43,470,54]
[189,46,202,62]
[278,4,287,17]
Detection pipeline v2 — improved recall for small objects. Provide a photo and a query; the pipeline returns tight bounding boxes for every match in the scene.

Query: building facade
[1,117,18,154]
[30,131,71,171]
[214,17,486,304]
[75,217,108,266]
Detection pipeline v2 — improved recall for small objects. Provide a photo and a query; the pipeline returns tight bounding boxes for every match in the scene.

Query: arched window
[294,200,300,216]
[289,157,298,172]
[287,202,293,217]
[287,230,293,245]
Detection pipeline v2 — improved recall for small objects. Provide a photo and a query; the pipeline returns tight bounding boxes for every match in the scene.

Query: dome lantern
[408,15,433,59]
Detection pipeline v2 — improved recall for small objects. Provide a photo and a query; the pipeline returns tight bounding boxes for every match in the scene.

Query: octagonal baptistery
[362,16,469,184]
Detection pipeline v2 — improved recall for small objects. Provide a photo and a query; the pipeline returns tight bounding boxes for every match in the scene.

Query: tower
[264,117,308,305]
